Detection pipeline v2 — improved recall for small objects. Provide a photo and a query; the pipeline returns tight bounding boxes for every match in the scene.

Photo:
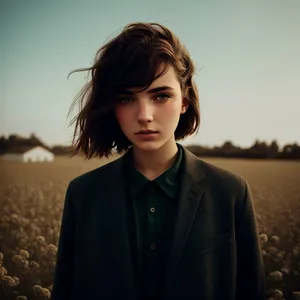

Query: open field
[0,155,300,299]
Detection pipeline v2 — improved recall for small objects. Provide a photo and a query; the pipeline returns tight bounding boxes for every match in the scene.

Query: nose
[136,101,153,123]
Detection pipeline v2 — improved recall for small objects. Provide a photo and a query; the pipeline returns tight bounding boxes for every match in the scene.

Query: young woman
[51,22,265,300]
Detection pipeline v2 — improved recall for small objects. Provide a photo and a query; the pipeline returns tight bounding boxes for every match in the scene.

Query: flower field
[0,155,299,300]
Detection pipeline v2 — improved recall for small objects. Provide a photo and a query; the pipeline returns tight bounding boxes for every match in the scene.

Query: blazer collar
[119,142,204,180]
[122,143,184,199]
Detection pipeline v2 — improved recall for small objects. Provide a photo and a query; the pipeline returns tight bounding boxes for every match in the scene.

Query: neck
[132,140,179,180]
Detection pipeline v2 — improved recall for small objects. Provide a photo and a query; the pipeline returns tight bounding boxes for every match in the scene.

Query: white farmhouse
[3,146,55,163]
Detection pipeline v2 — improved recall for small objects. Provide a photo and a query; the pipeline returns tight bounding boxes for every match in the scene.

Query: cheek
[114,107,129,125]
[162,101,182,118]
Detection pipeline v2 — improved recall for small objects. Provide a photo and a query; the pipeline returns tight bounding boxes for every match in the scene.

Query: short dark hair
[68,22,200,159]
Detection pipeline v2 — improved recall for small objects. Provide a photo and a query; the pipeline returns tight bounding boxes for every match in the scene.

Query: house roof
[5,145,52,154]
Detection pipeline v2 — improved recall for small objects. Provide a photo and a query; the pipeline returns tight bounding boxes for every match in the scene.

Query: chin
[131,140,165,152]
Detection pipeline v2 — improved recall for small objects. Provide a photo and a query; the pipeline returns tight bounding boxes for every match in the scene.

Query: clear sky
[1,0,299,149]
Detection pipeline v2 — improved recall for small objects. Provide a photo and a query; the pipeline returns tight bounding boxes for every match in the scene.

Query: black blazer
[51,147,265,300]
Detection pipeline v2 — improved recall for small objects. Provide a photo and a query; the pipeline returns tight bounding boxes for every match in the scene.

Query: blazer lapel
[100,154,139,297]
[162,147,207,297]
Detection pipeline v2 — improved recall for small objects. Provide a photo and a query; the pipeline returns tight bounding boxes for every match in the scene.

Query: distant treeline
[1,134,300,160]
[0,134,74,156]
[185,140,300,160]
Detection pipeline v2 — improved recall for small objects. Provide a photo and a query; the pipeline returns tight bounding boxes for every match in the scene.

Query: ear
[180,98,189,114]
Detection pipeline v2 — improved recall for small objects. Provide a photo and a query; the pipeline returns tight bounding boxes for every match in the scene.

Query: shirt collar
[123,143,183,200]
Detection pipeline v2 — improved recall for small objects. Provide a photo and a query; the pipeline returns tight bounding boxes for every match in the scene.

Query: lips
[136,130,158,134]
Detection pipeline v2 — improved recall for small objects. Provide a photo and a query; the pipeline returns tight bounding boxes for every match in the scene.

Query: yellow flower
[29,261,40,272]
[12,254,24,265]
[280,267,290,275]
[270,289,283,298]
[33,285,43,293]
[0,266,8,280]
[13,276,20,286]
[274,253,284,262]
[267,246,278,255]
[10,213,18,219]
[19,259,29,269]
[33,285,51,299]
[4,275,16,287]
[40,288,51,299]
[10,214,21,226]
[259,234,268,244]
[268,271,283,281]
[293,248,300,257]
[47,284,53,292]
[19,249,30,260]
[270,235,280,246]
[0,266,8,275]
[45,244,58,257]
[36,236,46,244]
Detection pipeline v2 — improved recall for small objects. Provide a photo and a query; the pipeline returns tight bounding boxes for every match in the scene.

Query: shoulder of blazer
[67,155,124,193]
[183,147,247,200]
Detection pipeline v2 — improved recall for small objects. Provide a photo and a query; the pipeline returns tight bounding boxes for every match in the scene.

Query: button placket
[150,243,157,250]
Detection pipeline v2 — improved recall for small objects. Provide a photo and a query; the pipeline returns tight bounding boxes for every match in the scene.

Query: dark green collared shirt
[123,144,183,300]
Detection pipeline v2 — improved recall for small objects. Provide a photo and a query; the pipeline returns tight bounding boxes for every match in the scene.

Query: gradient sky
[1,0,299,149]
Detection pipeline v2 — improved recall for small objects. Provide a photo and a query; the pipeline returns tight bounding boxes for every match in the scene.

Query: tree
[269,140,279,158]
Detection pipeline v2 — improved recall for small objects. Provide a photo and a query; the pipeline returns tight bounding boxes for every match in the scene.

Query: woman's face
[114,64,188,152]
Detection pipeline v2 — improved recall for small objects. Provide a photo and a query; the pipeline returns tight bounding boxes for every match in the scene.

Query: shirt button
[150,285,158,295]
[150,207,155,213]
[150,243,157,250]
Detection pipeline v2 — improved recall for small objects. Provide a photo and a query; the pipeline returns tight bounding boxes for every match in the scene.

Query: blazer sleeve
[235,180,266,300]
[51,183,75,300]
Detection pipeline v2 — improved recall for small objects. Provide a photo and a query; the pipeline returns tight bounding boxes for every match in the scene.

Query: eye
[155,94,171,102]
[118,97,133,104]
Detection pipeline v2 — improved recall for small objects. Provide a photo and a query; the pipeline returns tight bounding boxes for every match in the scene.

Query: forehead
[127,64,180,93]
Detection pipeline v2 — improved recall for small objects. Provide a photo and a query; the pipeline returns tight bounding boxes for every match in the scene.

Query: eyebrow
[119,85,175,95]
